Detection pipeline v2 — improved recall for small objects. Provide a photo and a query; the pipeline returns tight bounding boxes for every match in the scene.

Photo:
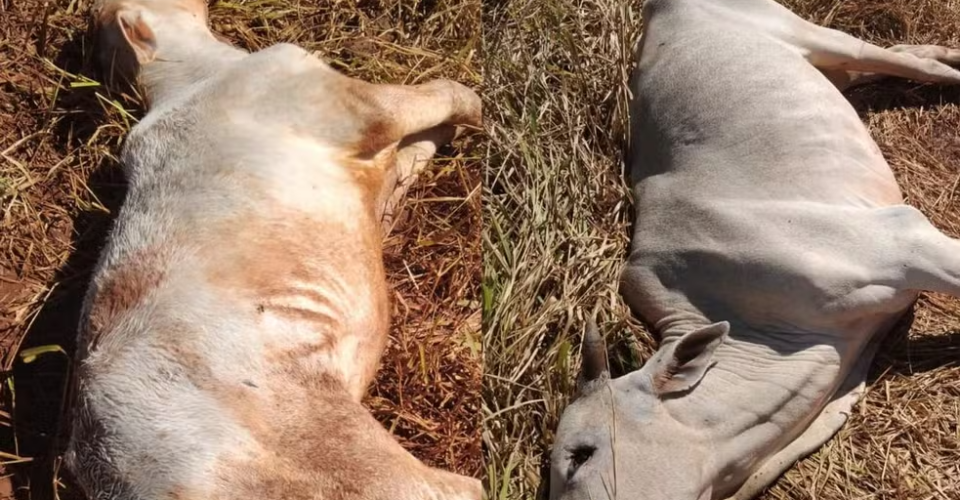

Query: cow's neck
[139,19,245,107]
[660,324,847,490]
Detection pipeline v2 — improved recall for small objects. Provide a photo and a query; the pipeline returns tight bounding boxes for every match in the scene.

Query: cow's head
[92,0,210,83]
[550,320,729,500]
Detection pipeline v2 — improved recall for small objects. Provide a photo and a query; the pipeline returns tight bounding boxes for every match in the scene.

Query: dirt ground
[484,0,960,499]
[0,0,481,499]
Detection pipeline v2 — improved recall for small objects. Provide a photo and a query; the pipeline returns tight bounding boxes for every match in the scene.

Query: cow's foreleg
[743,0,960,90]
[791,25,960,90]
[726,355,869,500]
[819,44,960,91]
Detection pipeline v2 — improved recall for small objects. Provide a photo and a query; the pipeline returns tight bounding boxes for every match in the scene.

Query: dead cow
[551,1,960,499]
[65,0,482,499]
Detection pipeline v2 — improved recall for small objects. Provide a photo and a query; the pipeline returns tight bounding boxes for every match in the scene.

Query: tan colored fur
[69,1,482,499]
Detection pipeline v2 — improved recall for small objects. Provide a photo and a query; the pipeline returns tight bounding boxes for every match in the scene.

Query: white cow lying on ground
[65,1,482,499]
[551,1,960,499]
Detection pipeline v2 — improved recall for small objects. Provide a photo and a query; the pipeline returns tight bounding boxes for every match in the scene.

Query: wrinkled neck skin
[139,14,246,107]
[656,317,845,498]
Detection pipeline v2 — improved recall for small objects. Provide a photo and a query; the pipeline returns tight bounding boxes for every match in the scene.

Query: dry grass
[483,1,960,500]
[0,0,481,498]
[483,1,643,498]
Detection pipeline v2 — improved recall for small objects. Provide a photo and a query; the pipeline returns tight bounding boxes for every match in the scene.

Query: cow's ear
[643,322,729,396]
[116,9,157,64]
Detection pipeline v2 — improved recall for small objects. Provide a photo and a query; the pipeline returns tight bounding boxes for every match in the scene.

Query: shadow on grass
[846,80,960,117]
[9,32,131,500]
[11,160,123,500]
[869,307,960,381]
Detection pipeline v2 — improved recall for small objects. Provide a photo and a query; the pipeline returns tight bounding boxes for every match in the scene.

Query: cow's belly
[627,200,917,339]
[93,148,390,401]
[631,19,903,208]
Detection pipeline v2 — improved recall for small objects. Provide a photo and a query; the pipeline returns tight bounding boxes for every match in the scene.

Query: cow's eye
[566,445,596,479]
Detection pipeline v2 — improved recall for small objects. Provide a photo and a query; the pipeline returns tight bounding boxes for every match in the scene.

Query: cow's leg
[354,80,482,156]
[797,28,960,90]
[378,125,458,233]
[819,45,960,91]
[726,377,863,500]
[876,206,960,297]
[349,80,481,229]
[901,227,960,298]
[730,1,960,90]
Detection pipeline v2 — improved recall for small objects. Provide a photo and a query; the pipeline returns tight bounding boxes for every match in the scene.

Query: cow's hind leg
[875,206,960,298]
[820,44,960,91]
[773,11,960,89]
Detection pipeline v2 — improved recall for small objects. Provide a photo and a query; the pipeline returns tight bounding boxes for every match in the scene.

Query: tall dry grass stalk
[483,1,644,498]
